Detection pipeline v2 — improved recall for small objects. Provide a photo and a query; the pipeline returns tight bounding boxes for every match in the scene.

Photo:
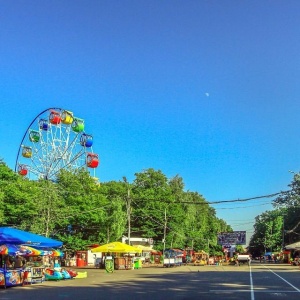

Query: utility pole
[123,177,131,245]
[207,239,210,258]
[270,225,273,252]
[282,216,285,250]
[163,208,167,253]
[127,186,131,246]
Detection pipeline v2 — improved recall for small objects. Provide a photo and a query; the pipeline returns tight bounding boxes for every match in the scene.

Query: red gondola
[86,153,99,168]
[18,164,28,176]
[49,110,61,125]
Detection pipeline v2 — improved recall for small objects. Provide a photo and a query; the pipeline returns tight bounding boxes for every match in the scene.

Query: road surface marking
[263,265,300,293]
[249,264,255,300]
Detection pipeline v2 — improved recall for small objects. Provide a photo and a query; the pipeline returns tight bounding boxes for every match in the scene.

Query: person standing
[5,256,12,267]
[14,256,23,268]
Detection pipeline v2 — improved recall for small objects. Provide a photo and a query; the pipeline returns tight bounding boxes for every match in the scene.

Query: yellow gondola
[61,110,74,125]
[22,146,32,158]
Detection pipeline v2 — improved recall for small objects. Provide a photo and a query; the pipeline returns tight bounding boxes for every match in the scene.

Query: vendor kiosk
[114,256,133,270]
[0,227,63,287]
[163,249,183,267]
[0,255,24,288]
[23,258,45,284]
[0,266,23,288]
[193,251,208,266]
[0,255,46,287]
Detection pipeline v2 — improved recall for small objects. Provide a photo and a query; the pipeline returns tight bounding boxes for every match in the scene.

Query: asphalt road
[1,262,300,300]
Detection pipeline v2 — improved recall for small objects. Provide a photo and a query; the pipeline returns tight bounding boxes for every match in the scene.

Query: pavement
[1,262,300,300]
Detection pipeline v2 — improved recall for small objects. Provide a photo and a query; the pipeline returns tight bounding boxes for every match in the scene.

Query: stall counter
[0,267,23,288]
[23,266,45,284]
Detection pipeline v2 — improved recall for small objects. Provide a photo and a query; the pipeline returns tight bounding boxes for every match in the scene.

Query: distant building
[122,236,153,248]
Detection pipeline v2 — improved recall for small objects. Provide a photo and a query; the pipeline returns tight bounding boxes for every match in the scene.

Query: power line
[205,191,290,205]
[213,202,273,210]
[128,190,289,206]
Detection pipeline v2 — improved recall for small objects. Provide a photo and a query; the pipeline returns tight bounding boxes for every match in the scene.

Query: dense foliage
[0,160,231,254]
[248,172,300,257]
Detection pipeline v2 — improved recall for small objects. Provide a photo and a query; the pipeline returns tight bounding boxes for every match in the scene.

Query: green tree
[249,210,283,255]
[0,158,232,254]
[273,172,300,245]
[131,168,173,243]
[1,167,39,228]
[99,180,127,243]
[26,179,65,237]
[55,169,108,247]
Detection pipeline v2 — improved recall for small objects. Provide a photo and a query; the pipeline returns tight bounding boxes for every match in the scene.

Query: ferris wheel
[15,108,99,180]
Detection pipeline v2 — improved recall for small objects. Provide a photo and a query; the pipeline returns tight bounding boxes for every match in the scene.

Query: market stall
[163,249,183,267]
[193,251,208,266]
[0,248,24,288]
[0,244,65,286]
[0,227,63,288]
[91,242,141,272]
[23,247,64,284]
[134,245,154,264]
[114,256,132,270]
[150,250,162,264]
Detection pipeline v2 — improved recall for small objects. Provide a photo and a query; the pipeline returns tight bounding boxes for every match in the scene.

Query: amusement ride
[15,108,99,181]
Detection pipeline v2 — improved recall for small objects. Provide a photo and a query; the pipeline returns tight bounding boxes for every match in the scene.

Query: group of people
[259,254,280,263]
[4,255,26,268]
[290,255,299,265]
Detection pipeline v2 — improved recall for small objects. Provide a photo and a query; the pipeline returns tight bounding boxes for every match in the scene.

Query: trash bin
[134,258,142,269]
[76,258,85,267]
[105,258,114,273]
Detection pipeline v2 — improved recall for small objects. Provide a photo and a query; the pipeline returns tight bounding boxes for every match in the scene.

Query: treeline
[249,172,300,256]
[0,160,231,254]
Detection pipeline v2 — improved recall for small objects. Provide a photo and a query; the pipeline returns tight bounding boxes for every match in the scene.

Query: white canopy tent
[285,241,300,250]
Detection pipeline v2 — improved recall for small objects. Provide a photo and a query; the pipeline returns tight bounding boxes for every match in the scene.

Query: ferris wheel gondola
[15,108,99,180]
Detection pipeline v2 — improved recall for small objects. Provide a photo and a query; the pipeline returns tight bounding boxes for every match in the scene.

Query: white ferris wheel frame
[15,108,96,180]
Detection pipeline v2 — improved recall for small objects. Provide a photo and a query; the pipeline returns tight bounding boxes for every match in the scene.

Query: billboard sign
[218,231,246,245]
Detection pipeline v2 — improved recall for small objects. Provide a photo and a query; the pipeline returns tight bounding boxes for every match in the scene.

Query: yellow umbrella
[135,245,153,251]
[91,242,142,253]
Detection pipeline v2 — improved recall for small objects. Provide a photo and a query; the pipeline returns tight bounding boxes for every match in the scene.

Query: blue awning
[0,227,62,248]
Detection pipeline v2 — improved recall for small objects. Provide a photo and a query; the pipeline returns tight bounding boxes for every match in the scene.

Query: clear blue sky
[1,1,300,243]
